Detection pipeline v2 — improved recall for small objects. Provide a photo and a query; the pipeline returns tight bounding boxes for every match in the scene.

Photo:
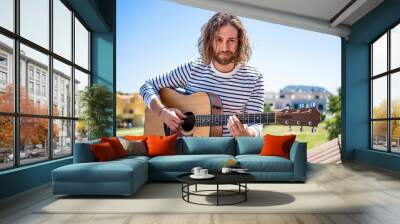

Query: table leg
[245,183,247,201]
[187,184,190,202]
[217,184,219,206]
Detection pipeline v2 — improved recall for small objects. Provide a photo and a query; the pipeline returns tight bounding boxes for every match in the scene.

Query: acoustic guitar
[144,88,321,137]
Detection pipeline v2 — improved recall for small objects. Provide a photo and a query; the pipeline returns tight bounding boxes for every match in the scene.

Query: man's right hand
[160,108,187,132]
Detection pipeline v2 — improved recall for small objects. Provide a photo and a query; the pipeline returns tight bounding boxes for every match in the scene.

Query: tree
[263,103,272,113]
[79,84,113,140]
[372,99,400,143]
[0,84,59,150]
[325,87,341,140]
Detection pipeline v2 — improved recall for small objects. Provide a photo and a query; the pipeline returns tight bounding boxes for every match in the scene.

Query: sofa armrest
[73,140,100,163]
[289,142,307,181]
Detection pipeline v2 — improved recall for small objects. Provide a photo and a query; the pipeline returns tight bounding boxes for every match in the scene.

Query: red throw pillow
[91,142,117,161]
[124,135,148,142]
[146,134,177,157]
[101,137,127,158]
[260,134,296,159]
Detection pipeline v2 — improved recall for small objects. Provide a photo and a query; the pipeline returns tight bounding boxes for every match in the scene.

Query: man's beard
[214,51,237,65]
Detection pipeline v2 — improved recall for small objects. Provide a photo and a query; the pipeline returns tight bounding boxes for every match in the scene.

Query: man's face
[212,24,239,65]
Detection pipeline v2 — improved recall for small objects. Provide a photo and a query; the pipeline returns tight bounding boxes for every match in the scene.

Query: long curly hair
[198,12,252,65]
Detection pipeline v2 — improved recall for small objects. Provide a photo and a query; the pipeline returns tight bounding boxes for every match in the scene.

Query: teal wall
[0,0,116,200]
[0,158,72,199]
[92,32,115,136]
[343,0,400,171]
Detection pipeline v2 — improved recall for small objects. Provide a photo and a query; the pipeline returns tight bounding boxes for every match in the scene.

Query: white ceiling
[168,0,384,39]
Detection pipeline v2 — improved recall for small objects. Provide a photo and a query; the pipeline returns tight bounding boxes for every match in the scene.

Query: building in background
[0,41,76,153]
[274,85,331,113]
[116,92,146,128]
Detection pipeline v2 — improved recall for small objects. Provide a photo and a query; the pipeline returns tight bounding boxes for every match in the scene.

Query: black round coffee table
[177,172,255,206]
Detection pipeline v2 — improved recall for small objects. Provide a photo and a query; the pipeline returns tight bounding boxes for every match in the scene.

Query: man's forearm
[149,98,167,117]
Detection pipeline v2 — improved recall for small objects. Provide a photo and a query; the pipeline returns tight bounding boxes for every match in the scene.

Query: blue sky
[117,0,341,94]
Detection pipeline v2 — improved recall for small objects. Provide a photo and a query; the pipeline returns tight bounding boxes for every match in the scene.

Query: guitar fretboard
[188,112,277,127]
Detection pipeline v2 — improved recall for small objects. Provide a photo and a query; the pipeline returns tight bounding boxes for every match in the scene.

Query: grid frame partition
[370,20,400,154]
[0,0,91,171]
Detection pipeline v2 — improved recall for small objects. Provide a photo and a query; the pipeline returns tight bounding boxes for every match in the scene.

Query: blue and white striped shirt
[139,59,264,136]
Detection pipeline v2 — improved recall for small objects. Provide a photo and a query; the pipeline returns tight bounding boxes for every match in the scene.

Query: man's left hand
[227,112,256,137]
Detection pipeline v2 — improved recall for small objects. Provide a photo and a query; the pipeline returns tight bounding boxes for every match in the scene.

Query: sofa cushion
[236,155,293,172]
[148,154,235,172]
[260,134,296,159]
[235,137,263,155]
[52,159,147,183]
[177,137,235,155]
[124,135,148,142]
[147,134,177,157]
[101,137,127,158]
[115,155,150,163]
[119,138,147,156]
[91,142,118,161]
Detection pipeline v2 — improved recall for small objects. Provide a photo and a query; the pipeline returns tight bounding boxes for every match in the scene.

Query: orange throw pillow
[124,135,148,142]
[146,134,177,157]
[260,134,296,159]
[91,142,117,161]
[101,137,127,158]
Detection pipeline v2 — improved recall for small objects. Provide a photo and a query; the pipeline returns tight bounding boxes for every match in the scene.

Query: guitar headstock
[276,107,321,128]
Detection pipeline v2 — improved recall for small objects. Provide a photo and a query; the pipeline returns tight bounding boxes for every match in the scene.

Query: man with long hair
[139,12,264,137]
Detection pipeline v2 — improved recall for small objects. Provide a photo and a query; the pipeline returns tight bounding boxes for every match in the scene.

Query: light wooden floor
[1,162,400,224]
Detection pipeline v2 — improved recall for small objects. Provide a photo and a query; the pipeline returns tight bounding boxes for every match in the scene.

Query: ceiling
[168,0,384,39]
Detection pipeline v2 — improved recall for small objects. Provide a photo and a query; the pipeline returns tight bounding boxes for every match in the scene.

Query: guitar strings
[181,118,312,125]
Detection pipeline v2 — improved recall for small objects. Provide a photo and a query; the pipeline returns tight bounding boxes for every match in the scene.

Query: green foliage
[325,87,341,140]
[79,84,113,140]
[263,103,272,113]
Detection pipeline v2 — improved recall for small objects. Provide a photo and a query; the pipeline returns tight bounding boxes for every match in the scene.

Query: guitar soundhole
[182,111,195,132]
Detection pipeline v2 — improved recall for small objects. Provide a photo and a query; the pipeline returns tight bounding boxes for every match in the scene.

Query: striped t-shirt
[139,59,264,137]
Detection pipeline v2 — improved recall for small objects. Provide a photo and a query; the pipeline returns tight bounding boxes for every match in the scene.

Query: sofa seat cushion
[117,155,150,163]
[149,154,235,172]
[52,159,147,183]
[236,155,293,172]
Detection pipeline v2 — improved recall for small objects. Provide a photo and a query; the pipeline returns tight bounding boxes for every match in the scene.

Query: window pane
[20,117,49,165]
[75,17,89,70]
[20,44,49,115]
[392,24,400,70]
[0,35,14,112]
[372,121,388,151]
[391,120,400,153]
[0,116,13,170]
[53,0,72,60]
[53,119,72,158]
[75,120,88,143]
[391,72,400,118]
[74,69,89,118]
[0,0,14,31]
[372,77,387,119]
[20,0,49,49]
[372,33,387,76]
[53,59,72,117]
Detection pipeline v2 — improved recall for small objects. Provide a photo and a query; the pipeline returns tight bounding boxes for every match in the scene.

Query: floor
[0,162,400,224]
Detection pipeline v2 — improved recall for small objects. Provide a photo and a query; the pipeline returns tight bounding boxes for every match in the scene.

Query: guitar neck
[192,112,277,127]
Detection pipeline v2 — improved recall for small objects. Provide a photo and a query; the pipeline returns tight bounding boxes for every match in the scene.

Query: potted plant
[79,84,113,140]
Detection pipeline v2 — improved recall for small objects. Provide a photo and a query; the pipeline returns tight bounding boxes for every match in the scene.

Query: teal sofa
[52,137,307,196]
